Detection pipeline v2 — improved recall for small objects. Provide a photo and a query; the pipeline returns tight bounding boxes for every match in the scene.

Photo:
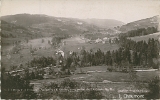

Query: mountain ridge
[1,14,125,29]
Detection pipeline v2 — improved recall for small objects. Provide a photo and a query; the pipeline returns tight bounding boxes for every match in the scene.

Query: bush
[145,76,160,99]
[152,63,159,69]
[1,73,37,99]
[122,68,128,73]
[107,67,113,72]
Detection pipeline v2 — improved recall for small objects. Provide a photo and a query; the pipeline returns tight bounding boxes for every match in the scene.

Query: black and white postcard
[1,0,160,99]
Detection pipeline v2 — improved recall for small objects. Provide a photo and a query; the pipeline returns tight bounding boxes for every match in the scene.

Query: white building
[95,38,102,43]
[56,49,64,57]
[69,51,73,55]
[103,37,108,40]
[77,22,83,25]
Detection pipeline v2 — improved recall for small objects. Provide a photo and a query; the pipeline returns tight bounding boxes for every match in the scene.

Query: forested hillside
[119,15,159,33]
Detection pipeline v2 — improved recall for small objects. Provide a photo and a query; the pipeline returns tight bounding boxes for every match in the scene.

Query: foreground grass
[31,66,158,99]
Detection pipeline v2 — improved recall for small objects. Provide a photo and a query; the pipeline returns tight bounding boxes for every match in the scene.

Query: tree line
[120,27,158,37]
[58,37,159,71]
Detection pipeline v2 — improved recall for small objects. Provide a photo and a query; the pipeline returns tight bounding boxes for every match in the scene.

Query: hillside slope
[1,19,49,44]
[1,14,124,35]
[119,15,159,33]
[1,14,102,36]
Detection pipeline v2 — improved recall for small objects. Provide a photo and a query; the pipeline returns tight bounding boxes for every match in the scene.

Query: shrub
[145,76,160,99]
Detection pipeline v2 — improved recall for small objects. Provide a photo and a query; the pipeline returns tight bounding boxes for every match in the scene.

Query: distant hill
[1,14,125,35]
[1,14,124,28]
[1,14,51,26]
[1,20,32,38]
[1,20,44,46]
[82,18,124,29]
[1,14,101,46]
[119,15,159,33]
[1,14,101,36]
[2,14,159,43]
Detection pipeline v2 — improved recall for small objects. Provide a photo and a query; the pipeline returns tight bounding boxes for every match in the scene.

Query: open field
[61,36,119,52]
[61,43,119,53]
[24,37,52,48]
[129,32,160,42]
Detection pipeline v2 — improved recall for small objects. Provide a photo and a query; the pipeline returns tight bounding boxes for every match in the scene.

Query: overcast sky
[1,0,160,23]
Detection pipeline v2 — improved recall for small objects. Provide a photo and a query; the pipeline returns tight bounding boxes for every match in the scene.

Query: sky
[1,0,160,23]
